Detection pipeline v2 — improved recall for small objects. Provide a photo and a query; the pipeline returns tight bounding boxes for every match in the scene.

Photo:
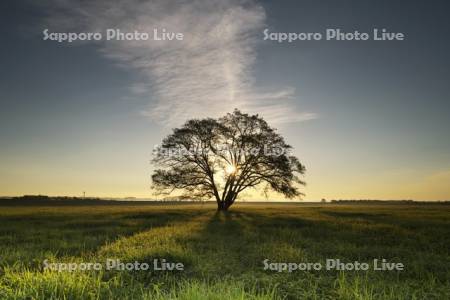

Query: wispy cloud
[43,0,317,126]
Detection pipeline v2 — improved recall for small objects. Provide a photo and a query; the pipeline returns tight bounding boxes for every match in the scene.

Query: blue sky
[1,0,449,200]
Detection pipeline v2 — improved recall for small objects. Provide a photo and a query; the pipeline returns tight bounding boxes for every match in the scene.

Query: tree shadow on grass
[121,209,362,281]
[148,210,322,279]
[170,208,425,276]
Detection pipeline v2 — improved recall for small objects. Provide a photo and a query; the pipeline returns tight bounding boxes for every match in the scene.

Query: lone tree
[151,109,306,211]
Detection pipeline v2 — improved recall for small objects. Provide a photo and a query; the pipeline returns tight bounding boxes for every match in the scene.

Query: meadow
[0,202,449,299]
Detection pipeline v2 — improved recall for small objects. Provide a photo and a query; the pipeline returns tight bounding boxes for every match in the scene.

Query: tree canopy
[151,109,306,210]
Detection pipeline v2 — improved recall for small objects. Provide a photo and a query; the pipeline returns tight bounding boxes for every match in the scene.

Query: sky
[1,0,449,200]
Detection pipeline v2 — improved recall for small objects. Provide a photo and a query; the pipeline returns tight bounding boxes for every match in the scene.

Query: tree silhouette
[151,109,306,211]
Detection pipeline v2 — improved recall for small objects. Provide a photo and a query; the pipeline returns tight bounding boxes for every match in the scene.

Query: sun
[225,164,237,175]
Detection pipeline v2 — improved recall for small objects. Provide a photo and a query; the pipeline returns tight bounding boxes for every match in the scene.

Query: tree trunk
[217,190,238,211]
[217,200,232,211]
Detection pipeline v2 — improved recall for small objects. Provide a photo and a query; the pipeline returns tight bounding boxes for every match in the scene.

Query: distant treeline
[329,199,450,204]
[0,195,104,206]
[0,195,206,206]
[1,195,448,206]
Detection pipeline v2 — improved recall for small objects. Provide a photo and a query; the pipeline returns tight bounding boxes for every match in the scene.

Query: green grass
[0,203,449,299]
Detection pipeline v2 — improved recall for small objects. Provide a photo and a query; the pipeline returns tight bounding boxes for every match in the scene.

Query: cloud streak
[44,0,317,126]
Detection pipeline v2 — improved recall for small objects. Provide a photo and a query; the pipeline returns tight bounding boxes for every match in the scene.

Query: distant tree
[151,109,306,211]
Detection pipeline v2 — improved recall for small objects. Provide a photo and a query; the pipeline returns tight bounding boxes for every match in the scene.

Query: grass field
[0,202,449,299]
